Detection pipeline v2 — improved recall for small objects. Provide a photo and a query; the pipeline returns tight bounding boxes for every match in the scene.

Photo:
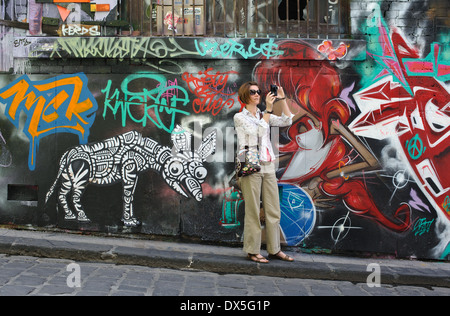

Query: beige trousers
[240,162,281,255]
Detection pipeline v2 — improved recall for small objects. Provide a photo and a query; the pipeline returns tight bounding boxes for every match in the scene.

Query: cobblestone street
[0,255,448,297]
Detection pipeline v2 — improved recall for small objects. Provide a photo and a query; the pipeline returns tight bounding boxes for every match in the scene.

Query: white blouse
[234,107,293,162]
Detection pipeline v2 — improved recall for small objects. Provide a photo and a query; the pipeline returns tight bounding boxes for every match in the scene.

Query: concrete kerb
[0,228,449,288]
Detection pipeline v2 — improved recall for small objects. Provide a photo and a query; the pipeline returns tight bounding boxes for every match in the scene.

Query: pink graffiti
[164,11,182,33]
[317,40,348,61]
[157,79,180,106]
[409,188,431,213]
[403,43,450,80]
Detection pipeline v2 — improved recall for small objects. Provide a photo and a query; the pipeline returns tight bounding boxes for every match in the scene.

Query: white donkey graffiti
[45,126,217,227]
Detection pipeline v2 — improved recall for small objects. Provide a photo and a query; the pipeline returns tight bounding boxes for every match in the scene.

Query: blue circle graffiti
[279,184,316,246]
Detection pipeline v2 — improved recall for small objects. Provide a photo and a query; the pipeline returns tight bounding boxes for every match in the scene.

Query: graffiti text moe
[0,73,97,170]
[102,73,190,133]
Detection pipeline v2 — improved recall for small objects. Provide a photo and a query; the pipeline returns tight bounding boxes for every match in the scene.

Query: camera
[270,84,278,96]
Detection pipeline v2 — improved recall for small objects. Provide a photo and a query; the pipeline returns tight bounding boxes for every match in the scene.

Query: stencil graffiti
[45,126,217,227]
[0,73,97,170]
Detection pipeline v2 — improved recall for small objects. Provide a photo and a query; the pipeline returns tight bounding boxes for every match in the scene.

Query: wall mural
[0,1,449,260]
[256,4,448,259]
[351,4,450,259]
[45,126,216,227]
[255,40,412,235]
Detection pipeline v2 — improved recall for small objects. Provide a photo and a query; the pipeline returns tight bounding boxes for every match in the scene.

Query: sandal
[269,251,294,262]
[247,254,269,263]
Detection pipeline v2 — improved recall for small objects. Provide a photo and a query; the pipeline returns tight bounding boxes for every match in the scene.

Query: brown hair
[238,81,259,105]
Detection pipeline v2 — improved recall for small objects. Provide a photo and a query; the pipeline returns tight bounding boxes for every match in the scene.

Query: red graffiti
[182,68,238,116]
[254,40,411,232]
[318,40,348,61]
[351,29,450,222]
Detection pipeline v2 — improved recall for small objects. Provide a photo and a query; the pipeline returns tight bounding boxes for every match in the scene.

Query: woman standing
[234,81,294,263]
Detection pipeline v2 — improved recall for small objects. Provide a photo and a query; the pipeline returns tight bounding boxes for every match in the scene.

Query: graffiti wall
[0,1,449,260]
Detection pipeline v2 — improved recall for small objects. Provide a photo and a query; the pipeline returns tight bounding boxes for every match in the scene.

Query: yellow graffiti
[444,196,450,215]
[338,160,350,180]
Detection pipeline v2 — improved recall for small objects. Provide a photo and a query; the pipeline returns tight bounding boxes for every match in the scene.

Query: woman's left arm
[276,87,293,117]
